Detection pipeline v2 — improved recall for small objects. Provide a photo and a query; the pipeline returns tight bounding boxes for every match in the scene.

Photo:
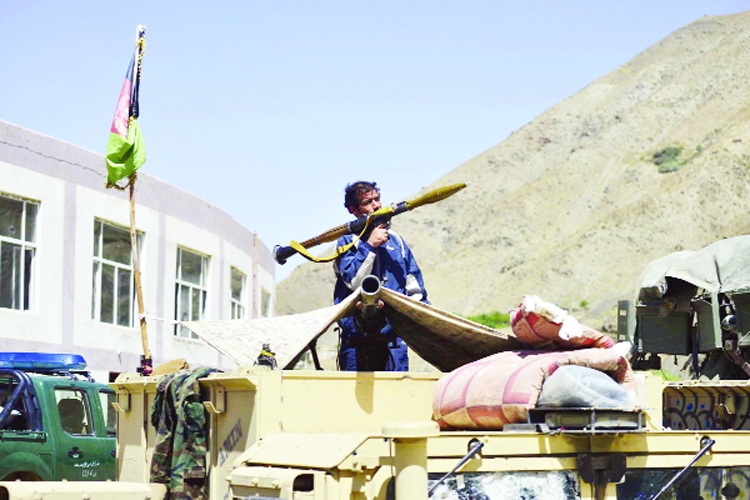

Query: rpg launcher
[273,182,469,265]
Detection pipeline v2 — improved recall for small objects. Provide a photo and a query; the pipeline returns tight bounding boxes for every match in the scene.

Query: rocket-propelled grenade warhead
[273,182,469,265]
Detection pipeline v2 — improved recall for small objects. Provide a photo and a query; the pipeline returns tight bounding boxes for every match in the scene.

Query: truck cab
[0,353,116,481]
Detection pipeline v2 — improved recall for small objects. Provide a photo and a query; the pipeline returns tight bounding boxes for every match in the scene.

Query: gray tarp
[182,288,523,372]
[639,235,750,300]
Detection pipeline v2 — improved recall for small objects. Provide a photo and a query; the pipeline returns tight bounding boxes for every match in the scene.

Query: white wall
[0,120,276,375]
[73,184,159,359]
[0,160,65,345]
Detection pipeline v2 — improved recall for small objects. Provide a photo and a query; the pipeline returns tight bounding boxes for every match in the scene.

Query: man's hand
[367,224,389,247]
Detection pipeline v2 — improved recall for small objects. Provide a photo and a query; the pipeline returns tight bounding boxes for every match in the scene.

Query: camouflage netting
[182,288,523,372]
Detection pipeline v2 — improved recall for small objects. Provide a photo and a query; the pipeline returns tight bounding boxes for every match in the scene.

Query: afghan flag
[105,34,146,188]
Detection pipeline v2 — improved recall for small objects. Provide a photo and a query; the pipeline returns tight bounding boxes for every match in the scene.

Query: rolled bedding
[510,295,615,350]
[433,347,635,430]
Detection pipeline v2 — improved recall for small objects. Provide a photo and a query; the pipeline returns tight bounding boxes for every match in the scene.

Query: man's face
[349,189,382,218]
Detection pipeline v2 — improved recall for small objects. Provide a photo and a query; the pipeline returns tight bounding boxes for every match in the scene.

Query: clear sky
[2,1,747,281]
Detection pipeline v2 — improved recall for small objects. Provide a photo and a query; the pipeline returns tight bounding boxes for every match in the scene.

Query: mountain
[277,11,750,331]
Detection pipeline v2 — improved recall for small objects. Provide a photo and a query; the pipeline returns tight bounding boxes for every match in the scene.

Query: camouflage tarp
[182,288,523,372]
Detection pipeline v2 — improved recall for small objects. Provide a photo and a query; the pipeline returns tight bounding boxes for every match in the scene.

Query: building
[0,120,275,380]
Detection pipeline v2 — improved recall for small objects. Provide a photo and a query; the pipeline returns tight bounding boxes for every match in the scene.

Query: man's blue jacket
[333,229,428,371]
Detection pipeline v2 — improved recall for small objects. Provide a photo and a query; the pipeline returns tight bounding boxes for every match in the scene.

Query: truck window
[0,375,29,431]
[618,466,750,499]
[54,389,94,436]
[428,470,580,499]
[98,390,116,437]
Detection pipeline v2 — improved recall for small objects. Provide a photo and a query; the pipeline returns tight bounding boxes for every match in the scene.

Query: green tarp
[639,235,750,300]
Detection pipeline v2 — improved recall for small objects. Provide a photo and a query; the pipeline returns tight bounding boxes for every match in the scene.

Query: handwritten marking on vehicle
[73,461,101,468]
[219,418,243,466]
[74,461,101,479]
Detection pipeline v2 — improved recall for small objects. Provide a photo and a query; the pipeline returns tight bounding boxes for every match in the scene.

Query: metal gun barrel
[360,275,382,321]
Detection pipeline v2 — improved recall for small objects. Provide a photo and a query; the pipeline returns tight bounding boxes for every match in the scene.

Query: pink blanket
[433,348,635,430]
[510,296,615,350]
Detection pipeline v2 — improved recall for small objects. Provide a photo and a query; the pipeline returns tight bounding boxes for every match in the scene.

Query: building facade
[0,120,275,380]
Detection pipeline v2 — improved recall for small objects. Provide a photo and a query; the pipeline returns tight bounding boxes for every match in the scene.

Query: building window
[261,288,271,318]
[0,193,38,311]
[230,267,245,320]
[92,220,140,327]
[175,248,208,338]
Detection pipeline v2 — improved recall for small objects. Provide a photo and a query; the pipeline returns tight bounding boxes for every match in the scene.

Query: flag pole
[131,25,152,376]
[129,175,152,375]
[105,25,149,374]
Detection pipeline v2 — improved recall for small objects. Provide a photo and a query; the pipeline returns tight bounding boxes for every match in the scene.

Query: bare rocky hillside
[277,11,750,330]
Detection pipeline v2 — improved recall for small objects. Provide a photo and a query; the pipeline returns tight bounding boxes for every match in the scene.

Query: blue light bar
[0,353,88,371]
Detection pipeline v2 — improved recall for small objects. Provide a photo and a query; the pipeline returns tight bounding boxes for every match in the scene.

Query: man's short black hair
[344,181,379,209]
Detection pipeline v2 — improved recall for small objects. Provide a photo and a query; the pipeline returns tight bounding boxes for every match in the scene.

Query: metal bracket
[503,423,551,433]
[112,392,131,413]
[203,385,226,414]
[717,393,736,418]
[577,453,627,499]
[577,453,627,484]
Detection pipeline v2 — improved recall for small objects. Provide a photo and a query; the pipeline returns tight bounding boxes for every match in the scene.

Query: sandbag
[433,348,634,430]
[537,365,635,408]
[510,295,615,349]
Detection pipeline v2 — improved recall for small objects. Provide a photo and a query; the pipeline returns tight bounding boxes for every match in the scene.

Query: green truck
[0,353,116,481]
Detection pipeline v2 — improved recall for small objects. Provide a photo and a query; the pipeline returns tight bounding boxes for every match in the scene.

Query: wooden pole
[129,175,151,367]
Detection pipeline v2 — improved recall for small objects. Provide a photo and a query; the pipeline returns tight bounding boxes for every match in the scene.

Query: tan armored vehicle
[3,238,750,500]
